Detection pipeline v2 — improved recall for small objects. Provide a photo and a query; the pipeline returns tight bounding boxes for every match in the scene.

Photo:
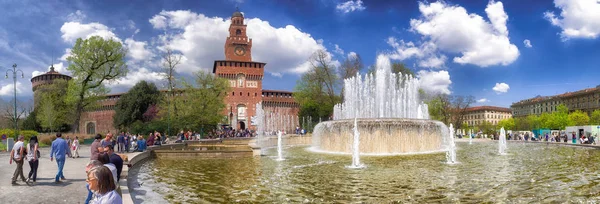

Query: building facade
[462,106,512,127]
[511,86,600,117]
[33,9,299,135]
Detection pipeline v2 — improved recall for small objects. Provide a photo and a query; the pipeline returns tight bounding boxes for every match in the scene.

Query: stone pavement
[0,145,91,203]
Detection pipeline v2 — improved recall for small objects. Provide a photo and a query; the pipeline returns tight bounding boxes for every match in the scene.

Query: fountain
[469,129,473,145]
[348,118,364,168]
[276,131,284,161]
[446,124,457,164]
[312,55,450,155]
[499,127,507,155]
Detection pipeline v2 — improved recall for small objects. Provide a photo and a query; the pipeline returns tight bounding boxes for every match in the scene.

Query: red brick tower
[213,8,265,130]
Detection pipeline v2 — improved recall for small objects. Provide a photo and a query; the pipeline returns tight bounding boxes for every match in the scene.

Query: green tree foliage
[539,112,552,129]
[295,49,341,128]
[527,115,541,129]
[21,110,41,132]
[36,79,72,133]
[367,62,414,76]
[476,120,495,136]
[590,110,600,125]
[159,71,230,134]
[113,81,162,130]
[66,36,128,133]
[514,117,529,130]
[498,118,515,130]
[546,104,570,129]
[568,110,590,126]
[424,94,474,127]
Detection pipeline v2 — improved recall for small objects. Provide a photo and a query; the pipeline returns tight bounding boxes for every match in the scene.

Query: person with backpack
[9,135,27,185]
[26,136,40,184]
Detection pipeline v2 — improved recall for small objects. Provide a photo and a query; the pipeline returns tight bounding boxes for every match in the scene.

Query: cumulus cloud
[60,22,120,43]
[347,51,357,59]
[0,82,28,96]
[334,44,344,55]
[477,98,490,103]
[544,0,600,40]
[149,10,334,76]
[388,1,519,68]
[417,70,452,95]
[124,38,153,62]
[493,82,510,94]
[336,0,366,13]
[31,62,69,78]
[107,67,166,90]
[523,39,532,48]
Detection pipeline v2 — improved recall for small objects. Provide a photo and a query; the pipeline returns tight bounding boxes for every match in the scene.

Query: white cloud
[388,1,519,68]
[477,98,490,103]
[347,51,357,59]
[66,10,86,22]
[417,70,452,95]
[0,82,27,96]
[523,39,532,48]
[544,0,600,40]
[334,44,344,55]
[107,67,166,90]
[149,10,334,76]
[60,22,120,43]
[336,0,366,13]
[493,82,510,94]
[124,38,153,61]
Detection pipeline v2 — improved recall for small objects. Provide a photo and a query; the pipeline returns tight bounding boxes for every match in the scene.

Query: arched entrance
[86,122,96,135]
[239,121,246,130]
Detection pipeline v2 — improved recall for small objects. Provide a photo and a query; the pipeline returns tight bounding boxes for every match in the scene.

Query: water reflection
[134,142,600,203]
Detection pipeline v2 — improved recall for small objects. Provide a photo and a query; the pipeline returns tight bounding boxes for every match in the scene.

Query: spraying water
[276,131,284,161]
[446,124,457,164]
[469,129,473,145]
[499,127,507,155]
[349,118,364,168]
[333,55,429,120]
[255,103,264,150]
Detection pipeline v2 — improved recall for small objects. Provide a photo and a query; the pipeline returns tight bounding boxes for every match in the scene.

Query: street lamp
[4,64,24,139]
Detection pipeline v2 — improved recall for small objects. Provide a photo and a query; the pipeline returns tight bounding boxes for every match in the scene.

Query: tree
[36,79,72,133]
[546,104,569,129]
[476,120,494,136]
[449,95,475,128]
[527,115,541,129]
[113,81,162,130]
[514,117,529,130]
[498,118,515,130]
[367,62,415,76]
[568,110,590,126]
[424,94,474,127]
[159,71,230,132]
[591,110,600,125]
[162,48,182,92]
[21,110,41,131]
[295,49,341,126]
[426,95,448,124]
[539,112,552,129]
[66,36,128,133]
[339,53,363,80]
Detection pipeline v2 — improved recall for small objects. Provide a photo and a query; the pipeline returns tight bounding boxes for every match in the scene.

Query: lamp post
[167,86,172,137]
[4,64,24,139]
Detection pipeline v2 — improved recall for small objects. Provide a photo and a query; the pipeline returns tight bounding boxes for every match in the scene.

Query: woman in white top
[26,136,40,184]
[72,136,80,158]
[88,166,122,204]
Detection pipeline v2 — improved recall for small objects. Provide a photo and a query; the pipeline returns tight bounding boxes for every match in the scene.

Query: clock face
[234,46,246,56]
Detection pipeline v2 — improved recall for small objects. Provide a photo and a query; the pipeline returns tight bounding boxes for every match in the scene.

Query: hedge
[0,129,39,142]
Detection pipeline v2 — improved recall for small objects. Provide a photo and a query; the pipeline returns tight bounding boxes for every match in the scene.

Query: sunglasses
[86,177,97,183]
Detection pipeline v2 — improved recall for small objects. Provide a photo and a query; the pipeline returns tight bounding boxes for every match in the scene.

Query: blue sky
[0,0,599,108]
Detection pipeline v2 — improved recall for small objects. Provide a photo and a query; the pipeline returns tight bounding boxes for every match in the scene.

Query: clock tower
[225,8,252,61]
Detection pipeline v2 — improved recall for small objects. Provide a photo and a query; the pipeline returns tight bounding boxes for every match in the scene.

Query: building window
[236,29,241,35]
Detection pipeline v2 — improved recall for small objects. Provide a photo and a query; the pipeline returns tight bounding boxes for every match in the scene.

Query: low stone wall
[153,149,253,158]
[260,135,312,148]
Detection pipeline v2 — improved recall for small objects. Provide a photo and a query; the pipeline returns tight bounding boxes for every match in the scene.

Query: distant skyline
[0,0,599,108]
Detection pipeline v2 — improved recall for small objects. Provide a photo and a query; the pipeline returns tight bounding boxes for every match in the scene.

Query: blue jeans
[55,159,65,181]
[85,183,93,204]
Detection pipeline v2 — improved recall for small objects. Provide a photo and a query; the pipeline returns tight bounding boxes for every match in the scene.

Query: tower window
[236,29,241,35]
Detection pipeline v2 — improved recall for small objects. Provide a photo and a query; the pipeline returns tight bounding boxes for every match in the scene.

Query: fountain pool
[130,142,600,203]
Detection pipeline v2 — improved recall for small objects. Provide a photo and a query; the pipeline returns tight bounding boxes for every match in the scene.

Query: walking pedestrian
[117,132,125,153]
[50,133,71,182]
[72,136,80,158]
[26,136,40,185]
[9,135,27,185]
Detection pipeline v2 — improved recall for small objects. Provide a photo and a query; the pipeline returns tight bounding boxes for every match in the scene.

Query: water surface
[134,142,600,203]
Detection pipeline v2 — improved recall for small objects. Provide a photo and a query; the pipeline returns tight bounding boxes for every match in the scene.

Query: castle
[31,9,300,135]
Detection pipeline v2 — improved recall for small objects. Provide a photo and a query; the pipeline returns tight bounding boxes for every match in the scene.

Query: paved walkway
[0,145,91,203]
